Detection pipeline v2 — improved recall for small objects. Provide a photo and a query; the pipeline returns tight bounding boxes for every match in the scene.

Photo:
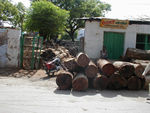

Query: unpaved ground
[0,69,150,113]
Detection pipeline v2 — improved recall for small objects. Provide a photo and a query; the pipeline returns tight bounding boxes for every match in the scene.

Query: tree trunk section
[127,76,142,90]
[63,58,79,72]
[56,71,73,90]
[93,73,109,90]
[130,63,144,77]
[76,52,90,68]
[85,61,98,78]
[97,59,115,77]
[72,73,88,91]
[107,72,127,90]
[113,61,135,79]
[125,48,150,60]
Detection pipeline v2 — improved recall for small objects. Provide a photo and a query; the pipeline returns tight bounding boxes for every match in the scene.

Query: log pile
[124,48,150,60]
[54,52,146,91]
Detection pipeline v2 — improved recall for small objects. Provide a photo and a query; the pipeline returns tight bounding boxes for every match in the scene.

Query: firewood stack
[55,52,146,91]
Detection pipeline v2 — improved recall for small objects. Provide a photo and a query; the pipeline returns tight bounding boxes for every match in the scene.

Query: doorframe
[103,31,126,59]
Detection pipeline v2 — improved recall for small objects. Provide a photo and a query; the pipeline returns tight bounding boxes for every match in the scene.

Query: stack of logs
[56,52,146,91]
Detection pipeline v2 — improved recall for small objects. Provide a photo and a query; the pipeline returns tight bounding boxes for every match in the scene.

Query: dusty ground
[0,69,150,113]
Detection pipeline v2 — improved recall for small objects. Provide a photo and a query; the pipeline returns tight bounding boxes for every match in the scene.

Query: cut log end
[108,72,127,90]
[97,59,115,76]
[56,71,73,90]
[93,74,109,90]
[72,73,88,91]
[76,52,90,68]
[85,61,98,78]
[127,76,141,90]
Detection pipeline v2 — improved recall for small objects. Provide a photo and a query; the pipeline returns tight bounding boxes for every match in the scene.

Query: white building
[83,17,150,59]
[0,28,21,68]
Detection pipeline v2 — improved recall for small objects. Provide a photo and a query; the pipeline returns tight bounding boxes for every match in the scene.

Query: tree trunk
[56,71,73,90]
[76,52,90,68]
[107,72,127,90]
[63,58,80,72]
[93,73,109,90]
[85,61,98,78]
[97,59,115,77]
[125,48,150,60]
[72,73,88,91]
[130,63,144,77]
[113,61,135,79]
[127,76,142,90]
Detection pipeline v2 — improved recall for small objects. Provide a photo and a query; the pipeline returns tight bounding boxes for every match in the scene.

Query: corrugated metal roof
[79,17,150,24]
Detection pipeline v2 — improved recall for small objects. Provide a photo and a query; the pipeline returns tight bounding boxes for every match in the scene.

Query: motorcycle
[43,57,66,76]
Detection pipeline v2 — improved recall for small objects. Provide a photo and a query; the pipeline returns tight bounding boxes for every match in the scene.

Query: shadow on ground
[54,88,149,98]
[0,68,37,78]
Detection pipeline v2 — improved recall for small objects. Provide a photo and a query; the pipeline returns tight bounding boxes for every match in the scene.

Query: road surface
[0,72,150,113]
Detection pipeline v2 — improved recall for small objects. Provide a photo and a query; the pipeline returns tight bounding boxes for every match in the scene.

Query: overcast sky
[12,0,150,19]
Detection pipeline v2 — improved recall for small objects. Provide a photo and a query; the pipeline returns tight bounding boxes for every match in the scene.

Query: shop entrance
[103,32,124,59]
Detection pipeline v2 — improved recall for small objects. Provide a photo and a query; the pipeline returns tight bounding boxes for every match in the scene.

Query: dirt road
[0,69,150,113]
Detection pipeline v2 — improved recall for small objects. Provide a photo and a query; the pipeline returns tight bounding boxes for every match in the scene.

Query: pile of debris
[55,52,146,91]
[40,46,72,62]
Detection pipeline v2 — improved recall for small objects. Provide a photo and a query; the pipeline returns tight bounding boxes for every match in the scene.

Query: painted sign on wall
[100,19,129,29]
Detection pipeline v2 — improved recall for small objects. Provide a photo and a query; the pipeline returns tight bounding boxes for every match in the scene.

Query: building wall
[84,20,150,59]
[0,28,21,68]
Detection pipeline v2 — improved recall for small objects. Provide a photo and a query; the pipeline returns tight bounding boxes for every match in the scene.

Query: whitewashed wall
[0,29,21,68]
[84,20,150,59]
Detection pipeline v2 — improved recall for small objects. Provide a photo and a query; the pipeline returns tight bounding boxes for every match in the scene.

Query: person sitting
[100,46,108,59]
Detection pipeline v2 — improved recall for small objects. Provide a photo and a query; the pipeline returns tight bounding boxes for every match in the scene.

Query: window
[136,34,150,50]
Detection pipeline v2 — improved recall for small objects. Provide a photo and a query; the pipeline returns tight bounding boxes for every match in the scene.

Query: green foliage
[0,0,26,30]
[13,2,26,30]
[0,0,18,22]
[25,0,69,40]
[50,0,111,41]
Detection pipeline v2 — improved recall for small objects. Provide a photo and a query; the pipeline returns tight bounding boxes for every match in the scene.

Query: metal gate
[104,32,124,59]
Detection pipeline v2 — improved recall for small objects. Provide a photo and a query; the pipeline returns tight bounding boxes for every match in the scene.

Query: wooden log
[76,52,90,68]
[72,73,88,91]
[107,72,127,90]
[93,73,109,90]
[131,59,150,75]
[85,61,98,78]
[97,59,115,77]
[56,71,73,90]
[113,61,135,79]
[63,58,78,72]
[125,48,150,60]
[127,76,141,90]
[88,78,94,89]
[130,63,144,77]
[144,76,150,90]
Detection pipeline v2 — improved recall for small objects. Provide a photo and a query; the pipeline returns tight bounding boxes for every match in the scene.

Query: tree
[25,0,69,40]
[0,0,18,23]
[50,0,111,42]
[13,2,26,30]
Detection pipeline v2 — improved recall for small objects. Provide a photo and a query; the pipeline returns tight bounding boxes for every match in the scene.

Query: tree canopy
[50,0,111,41]
[25,0,69,40]
[0,0,26,30]
[0,0,18,22]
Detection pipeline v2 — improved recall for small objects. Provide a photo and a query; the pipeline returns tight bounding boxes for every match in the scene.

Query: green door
[104,32,124,59]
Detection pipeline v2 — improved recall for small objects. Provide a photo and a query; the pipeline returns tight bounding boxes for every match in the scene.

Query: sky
[12,0,150,19]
